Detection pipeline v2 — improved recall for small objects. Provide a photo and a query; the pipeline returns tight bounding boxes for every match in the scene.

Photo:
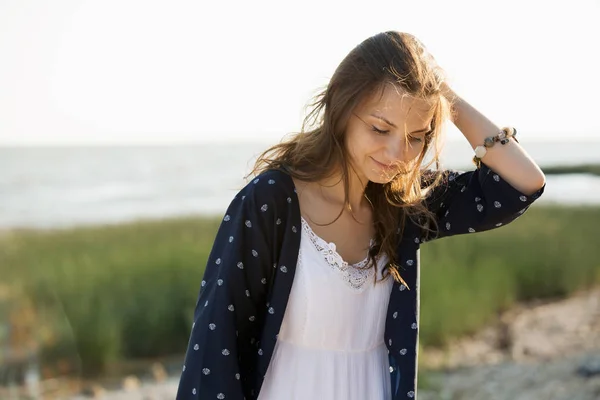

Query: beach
[1,141,599,399]
[58,289,600,399]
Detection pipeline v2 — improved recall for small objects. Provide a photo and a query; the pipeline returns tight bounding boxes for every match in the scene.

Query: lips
[371,157,396,171]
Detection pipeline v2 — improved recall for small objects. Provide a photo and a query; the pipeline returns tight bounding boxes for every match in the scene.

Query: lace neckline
[300,216,377,291]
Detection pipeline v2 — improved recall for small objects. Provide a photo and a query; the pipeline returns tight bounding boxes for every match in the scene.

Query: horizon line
[1,135,599,147]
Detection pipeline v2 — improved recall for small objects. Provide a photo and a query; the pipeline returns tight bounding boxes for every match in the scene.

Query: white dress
[258,217,394,400]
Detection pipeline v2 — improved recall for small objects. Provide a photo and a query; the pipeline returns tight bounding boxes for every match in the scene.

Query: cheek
[346,131,376,159]
[399,140,426,162]
[408,143,425,160]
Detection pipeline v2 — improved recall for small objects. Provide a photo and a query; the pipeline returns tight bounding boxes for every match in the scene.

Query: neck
[318,167,370,212]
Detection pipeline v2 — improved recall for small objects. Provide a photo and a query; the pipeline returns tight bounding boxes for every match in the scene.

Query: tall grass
[1,206,599,376]
[419,205,600,345]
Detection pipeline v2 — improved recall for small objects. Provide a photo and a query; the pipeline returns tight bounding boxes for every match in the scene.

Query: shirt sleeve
[176,181,276,400]
[423,162,545,241]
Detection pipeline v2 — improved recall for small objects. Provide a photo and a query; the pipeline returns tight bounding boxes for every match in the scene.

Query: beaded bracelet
[472,127,519,168]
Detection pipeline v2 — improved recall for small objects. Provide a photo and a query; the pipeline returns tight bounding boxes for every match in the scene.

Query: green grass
[0,215,221,375]
[542,163,600,176]
[419,205,600,346]
[1,206,599,377]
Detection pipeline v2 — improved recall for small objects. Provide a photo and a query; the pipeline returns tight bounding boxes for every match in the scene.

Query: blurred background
[1,0,599,399]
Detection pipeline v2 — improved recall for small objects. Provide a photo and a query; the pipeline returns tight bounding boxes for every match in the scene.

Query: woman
[176,31,546,400]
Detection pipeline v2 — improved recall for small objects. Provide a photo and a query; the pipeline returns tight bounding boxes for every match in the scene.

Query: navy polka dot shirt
[176,163,545,399]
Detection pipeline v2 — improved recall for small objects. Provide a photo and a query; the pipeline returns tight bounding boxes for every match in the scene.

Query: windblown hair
[247,31,455,286]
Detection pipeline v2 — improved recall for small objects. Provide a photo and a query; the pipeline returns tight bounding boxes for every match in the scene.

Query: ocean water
[1,140,599,230]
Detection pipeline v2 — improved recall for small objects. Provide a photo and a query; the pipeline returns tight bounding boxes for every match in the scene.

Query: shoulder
[236,168,296,209]
[420,168,466,204]
[420,168,466,188]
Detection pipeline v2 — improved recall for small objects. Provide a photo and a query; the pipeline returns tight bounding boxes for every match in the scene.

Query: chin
[366,171,397,184]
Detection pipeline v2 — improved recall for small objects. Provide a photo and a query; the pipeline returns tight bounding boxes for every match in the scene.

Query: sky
[1,0,599,146]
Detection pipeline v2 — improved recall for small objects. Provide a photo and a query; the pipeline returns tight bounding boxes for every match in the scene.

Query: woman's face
[345,85,434,184]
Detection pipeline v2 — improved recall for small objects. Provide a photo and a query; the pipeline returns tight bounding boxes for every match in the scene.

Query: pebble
[71,378,178,399]
[577,356,600,378]
[420,351,600,400]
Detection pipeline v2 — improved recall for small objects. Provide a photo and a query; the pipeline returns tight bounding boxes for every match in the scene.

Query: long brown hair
[248,31,454,286]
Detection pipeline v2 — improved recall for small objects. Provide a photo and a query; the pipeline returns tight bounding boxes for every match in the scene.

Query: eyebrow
[370,113,431,134]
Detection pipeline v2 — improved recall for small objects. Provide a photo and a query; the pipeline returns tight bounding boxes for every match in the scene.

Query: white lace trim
[300,217,376,291]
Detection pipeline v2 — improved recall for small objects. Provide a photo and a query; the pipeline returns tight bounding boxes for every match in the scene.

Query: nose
[384,137,406,164]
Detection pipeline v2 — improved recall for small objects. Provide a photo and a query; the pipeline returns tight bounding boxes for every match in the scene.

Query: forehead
[359,84,434,124]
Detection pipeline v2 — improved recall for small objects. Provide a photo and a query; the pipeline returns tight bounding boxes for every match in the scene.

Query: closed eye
[409,130,433,143]
[371,126,389,135]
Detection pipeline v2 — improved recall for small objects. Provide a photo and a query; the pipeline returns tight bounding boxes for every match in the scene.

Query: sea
[1,140,600,230]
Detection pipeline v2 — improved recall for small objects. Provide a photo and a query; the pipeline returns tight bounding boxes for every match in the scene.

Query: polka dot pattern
[177,165,545,399]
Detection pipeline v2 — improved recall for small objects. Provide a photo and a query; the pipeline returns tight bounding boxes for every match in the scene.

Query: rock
[122,375,141,391]
[420,352,600,400]
[421,289,600,371]
[80,384,105,398]
[419,289,600,400]
[577,356,600,378]
[151,362,168,382]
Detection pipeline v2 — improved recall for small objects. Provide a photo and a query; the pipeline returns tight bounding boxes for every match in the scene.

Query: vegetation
[1,205,599,377]
[542,164,600,176]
